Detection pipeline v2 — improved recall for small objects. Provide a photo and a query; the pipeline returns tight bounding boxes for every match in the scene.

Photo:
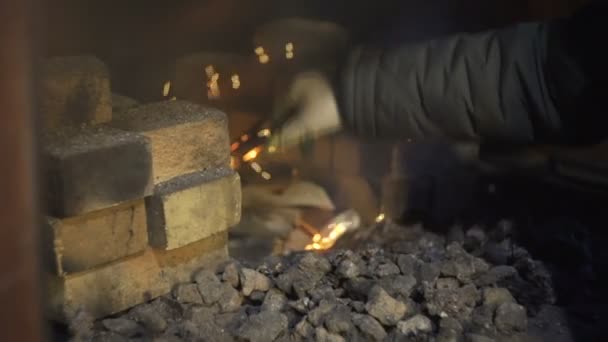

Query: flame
[242,146,261,162]
[304,222,348,251]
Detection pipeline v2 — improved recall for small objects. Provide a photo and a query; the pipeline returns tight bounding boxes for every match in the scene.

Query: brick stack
[40,56,241,321]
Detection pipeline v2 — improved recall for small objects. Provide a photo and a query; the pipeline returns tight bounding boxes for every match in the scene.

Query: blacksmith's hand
[269,72,342,149]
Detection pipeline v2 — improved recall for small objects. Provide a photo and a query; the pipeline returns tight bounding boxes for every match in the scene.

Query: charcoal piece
[236,311,288,342]
[214,306,249,332]
[298,253,332,275]
[365,286,407,326]
[172,283,203,305]
[494,303,527,334]
[378,274,417,298]
[324,307,353,334]
[240,268,271,296]
[310,285,337,303]
[307,300,337,327]
[289,297,314,314]
[470,305,496,336]
[314,327,346,342]
[350,301,366,313]
[425,284,478,320]
[482,288,515,309]
[218,283,243,313]
[483,239,513,265]
[376,261,401,277]
[130,304,167,333]
[396,314,433,336]
[336,259,360,279]
[295,317,315,339]
[466,334,494,342]
[249,290,266,303]
[397,254,419,276]
[353,314,387,341]
[222,261,241,288]
[419,262,441,284]
[101,318,141,337]
[343,277,374,301]
[474,266,518,287]
[436,278,459,290]
[262,288,288,312]
[149,297,186,321]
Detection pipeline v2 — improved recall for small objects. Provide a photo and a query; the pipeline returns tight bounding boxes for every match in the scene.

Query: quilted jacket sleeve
[336,3,606,145]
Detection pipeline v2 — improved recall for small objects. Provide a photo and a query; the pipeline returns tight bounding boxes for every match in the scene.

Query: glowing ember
[254,46,265,56]
[162,81,171,97]
[250,162,262,173]
[257,129,271,137]
[375,213,386,223]
[241,134,249,142]
[242,146,261,162]
[261,171,272,180]
[231,142,240,152]
[231,74,241,89]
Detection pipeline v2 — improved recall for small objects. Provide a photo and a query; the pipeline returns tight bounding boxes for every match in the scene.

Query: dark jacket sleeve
[337,5,606,146]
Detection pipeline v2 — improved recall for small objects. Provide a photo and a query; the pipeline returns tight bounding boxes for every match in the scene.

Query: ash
[78,222,574,342]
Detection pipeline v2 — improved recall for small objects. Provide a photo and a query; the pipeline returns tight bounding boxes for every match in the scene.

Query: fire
[242,146,262,162]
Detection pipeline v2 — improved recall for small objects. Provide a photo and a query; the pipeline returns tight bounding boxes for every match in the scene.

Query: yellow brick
[45,200,148,275]
[146,171,241,250]
[48,232,228,321]
[110,101,230,184]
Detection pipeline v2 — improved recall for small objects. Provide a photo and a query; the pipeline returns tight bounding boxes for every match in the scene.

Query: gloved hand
[269,72,343,150]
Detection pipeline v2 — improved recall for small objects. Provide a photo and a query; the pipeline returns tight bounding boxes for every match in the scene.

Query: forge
[2,0,605,341]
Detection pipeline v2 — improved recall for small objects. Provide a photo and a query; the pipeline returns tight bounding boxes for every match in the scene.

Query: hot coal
[80,222,566,341]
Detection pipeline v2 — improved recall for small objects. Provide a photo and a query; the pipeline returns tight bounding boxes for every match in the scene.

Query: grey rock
[214,306,249,332]
[307,300,337,326]
[249,290,266,303]
[349,301,366,313]
[495,303,527,334]
[237,311,288,342]
[436,278,460,290]
[222,261,241,288]
[324,306,353,334]
[483,288,515,309]
[376,262,401,277]
[353,314,387,341]
[336,259,360,279]
[218,282,243,313]
[289,297,314,314]
[194,270,224,305]
[343,277,374,301]
[440,317,463,334]
[419,262,441,283]
[172,283,203,304]
[101,318,141,337]
[193,269,221,285]
[262,288,288,312]
[309,285,336,303]
[240,268,272,296]
[379,274,417,298]
[396,314,433,336]
[315,327,346,342]
[474,266,518,287]
[465,226,487,251]
[365,286,407,326]
[298,253,332,274]
[425,284,479,320]
[471,305,496,336]
[397,254,418,276]
[90,331,130,342]
[295,318,315,339]
[130,304,168,333]
[467,333,495,342]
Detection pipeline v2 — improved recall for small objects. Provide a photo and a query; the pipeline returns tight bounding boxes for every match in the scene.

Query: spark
[375,213,386,223]
[231,142,240,152]
[242,147,261,162]
[286,52,294,59]
[312,234,321,243]
[285,42,294,52]
[231,74,240,89]
[267,145,277,153]
[241,134,249,142]
[261,171,272,180]
[162,81,171,97]
[258,54,270,64]
[250,162,262,173]
[230,156,238,169]
[257,129,271,137]
[205,65,215,78]
[254,46,265,56]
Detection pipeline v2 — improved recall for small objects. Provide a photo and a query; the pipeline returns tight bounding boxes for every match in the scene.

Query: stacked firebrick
[39,56,241,321]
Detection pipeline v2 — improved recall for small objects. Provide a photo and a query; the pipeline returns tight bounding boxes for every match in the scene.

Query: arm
[337,4,606,145]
